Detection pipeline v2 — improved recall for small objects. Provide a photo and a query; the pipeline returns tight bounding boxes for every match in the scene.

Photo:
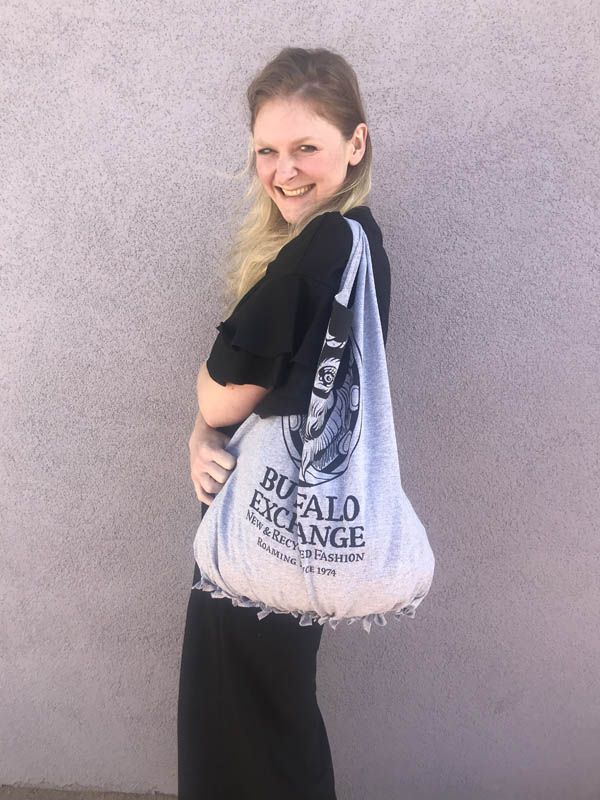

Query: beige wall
[2,1,599,798]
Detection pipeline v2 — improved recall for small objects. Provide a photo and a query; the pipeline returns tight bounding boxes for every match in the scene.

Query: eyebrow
[254,136,319,147]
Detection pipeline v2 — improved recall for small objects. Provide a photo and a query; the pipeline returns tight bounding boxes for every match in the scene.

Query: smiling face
[253,95,367,224]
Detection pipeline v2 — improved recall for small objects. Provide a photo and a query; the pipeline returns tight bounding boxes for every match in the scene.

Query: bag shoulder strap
[336,217,366,307]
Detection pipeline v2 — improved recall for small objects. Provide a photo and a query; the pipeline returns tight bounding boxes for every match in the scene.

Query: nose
[274,153,299,185]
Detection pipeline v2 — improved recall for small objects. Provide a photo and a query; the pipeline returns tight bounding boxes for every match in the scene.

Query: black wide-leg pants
[177,562,338,800]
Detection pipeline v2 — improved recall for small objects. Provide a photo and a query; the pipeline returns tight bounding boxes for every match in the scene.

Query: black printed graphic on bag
[297,300,360,486]
[247,300,366,574]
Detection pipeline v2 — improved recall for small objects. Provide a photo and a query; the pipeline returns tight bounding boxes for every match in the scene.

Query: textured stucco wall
[2,1,599,798]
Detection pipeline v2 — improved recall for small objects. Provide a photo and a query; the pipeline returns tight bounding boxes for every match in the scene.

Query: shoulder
[265,205,386,289]
[266,211,353,288]
[344,205,384,247]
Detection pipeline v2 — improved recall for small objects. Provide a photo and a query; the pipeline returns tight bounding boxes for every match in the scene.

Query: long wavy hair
[218,46,373,318]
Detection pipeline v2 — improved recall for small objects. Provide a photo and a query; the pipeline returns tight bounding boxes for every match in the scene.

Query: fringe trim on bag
[191,570,427,634]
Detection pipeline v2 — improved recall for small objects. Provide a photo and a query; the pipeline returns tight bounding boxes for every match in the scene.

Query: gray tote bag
[193,216,435,633]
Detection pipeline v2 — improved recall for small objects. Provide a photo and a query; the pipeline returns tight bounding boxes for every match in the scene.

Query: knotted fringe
[192,570,425,634]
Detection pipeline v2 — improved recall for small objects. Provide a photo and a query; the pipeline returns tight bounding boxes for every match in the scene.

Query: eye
[256,145,317,156]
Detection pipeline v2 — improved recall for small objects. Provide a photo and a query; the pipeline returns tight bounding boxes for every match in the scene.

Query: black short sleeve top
[205,205,391,438]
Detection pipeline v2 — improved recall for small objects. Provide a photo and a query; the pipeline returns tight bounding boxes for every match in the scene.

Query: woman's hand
[188,412,237,506]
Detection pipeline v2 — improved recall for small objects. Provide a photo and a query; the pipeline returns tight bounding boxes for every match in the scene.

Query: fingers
[195,470,226,495]
[191,470,229,506]
[190,438,237,480]
[188,432,237,507]
[190,452,235,493]
[205,460,235,486]
[193,479,215,506]
[212,447,237,472]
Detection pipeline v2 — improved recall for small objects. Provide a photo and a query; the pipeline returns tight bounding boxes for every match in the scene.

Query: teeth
[280,184,314,197]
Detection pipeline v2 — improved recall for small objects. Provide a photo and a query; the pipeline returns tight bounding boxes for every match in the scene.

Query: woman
[178,47,391,800]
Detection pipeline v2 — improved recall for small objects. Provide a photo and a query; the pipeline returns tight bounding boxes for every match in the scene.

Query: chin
[272,202,293,224]
[280,208,306,225]
[275,199,319,225]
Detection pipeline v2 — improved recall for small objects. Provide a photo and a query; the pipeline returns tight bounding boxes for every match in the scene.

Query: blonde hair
[218,46,373,318]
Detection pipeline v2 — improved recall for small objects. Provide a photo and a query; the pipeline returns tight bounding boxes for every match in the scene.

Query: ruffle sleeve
[206,272,338,389]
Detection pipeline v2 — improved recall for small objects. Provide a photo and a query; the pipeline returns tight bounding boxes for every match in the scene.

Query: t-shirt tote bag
[193,216,436,633]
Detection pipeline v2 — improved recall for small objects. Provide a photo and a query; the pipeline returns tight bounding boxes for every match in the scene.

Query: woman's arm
[196,361,272,428]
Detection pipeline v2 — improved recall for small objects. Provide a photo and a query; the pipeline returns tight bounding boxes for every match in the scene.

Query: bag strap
[336,217,366,308]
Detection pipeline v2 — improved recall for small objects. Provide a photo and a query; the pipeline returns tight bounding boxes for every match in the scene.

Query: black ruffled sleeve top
[205,205,391,427]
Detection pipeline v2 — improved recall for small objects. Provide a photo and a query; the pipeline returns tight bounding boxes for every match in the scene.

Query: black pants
[177,563,338,800]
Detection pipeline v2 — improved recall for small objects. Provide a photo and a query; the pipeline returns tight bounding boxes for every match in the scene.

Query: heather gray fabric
[193,217,435,633]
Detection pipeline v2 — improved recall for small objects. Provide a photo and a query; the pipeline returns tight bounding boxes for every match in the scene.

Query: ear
[348,123,368,166]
